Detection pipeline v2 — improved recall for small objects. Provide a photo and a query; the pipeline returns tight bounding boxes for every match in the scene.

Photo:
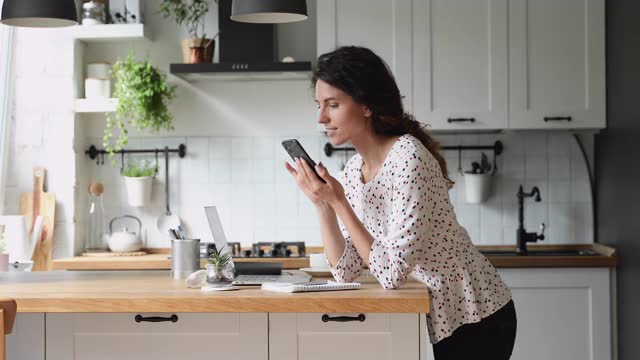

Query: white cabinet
[412,0,509,130]
[6,313,45,360]
[500,267,612,360]
[45,313,268,360]
[318,0,605,130]
[317,0,413,111]
[270,313,423,360]
[508,0,606,129]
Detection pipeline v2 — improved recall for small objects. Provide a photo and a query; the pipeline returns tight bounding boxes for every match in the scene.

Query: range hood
[170,0,311,81]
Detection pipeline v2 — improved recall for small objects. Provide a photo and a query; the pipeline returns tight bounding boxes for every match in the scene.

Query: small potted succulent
[205,245,235,287]
[122,160,158,207]
[464,152,494,204]
[0,231,8,272]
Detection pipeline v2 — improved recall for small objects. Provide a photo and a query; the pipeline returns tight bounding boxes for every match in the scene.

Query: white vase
[464,173,493,204]
[123,176,153,207]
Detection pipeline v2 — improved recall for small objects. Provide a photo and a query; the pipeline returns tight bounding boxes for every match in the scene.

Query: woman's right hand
[284,160,327,206]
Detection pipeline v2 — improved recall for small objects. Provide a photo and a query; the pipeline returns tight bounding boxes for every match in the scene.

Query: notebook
[261,280,361,293]
[203,206,312,285]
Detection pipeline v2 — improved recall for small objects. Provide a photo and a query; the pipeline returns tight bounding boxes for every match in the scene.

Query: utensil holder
[464,173,493,204]
[171,239,200,279]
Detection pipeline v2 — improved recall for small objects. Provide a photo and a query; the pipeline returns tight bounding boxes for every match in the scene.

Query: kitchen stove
[202,241,307,258]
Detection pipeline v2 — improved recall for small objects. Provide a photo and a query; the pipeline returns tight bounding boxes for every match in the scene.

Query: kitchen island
[3,270,429,360]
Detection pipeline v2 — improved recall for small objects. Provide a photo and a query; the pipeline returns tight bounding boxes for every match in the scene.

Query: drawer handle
[544,116,572,122]
[447,117,476,123]
[135,314,178,323]
[321,314,366,323]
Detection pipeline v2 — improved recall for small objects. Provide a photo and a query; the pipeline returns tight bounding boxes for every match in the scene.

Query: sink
[479,249,600,257]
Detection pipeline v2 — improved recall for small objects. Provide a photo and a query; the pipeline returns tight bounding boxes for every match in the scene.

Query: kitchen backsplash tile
[83,131,594,247]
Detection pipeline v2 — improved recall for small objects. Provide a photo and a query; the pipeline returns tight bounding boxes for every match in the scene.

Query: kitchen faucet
[516,185,545,255]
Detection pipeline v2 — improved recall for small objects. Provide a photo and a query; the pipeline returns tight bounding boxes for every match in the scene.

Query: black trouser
[433,300,517,360]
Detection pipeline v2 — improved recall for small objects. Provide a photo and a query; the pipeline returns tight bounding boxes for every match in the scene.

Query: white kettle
[108,215,143,253]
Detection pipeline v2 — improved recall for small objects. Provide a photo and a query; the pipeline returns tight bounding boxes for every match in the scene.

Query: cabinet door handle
[447,117,476,123]
[135,314,178,323]
[544,116,572,122]
[321,314,366,322]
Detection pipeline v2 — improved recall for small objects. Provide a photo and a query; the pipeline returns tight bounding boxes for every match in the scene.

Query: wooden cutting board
[19,167,55,271]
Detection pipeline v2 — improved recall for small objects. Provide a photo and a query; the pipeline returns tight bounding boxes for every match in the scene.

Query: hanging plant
[103,52,177,157]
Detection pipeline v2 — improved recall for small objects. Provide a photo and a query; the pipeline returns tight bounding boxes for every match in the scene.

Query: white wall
[3,0,594,256]
[2,26,78,258]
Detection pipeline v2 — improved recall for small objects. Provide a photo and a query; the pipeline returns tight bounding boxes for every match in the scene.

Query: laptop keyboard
[232,273,311,285]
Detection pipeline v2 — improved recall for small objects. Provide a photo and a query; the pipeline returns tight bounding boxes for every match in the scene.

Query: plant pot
[205,263,235,287]
[464,172,493,204]
[123,176,153,207]
[0,253,8,272]
[181,38,215,63]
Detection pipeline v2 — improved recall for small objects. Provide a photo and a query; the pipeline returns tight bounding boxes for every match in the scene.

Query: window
[0,16,15,214]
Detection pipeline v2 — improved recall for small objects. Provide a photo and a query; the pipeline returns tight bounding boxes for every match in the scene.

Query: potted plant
[103,53,177,157]
[122,160,158,207]
[0,231,8,272]
[205,245,235,287]
[464,152,494,204]
[160,0,217,63]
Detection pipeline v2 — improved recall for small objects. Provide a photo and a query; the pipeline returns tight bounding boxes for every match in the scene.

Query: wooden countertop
[52,254,310,270]
[52,244,618,270]
[0,271,429,314]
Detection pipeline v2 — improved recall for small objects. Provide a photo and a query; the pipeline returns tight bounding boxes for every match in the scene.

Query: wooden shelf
[75,98,118,113]
[73,24,150,42]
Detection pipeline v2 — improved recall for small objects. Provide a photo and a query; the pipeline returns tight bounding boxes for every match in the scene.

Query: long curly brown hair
[312,46,453,187]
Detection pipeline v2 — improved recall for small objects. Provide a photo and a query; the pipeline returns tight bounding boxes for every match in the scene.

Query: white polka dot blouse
[328,134,513,344]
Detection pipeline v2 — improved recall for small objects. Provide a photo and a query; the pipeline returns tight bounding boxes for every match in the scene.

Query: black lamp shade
[1,0,78,28]
[231,0,307,23]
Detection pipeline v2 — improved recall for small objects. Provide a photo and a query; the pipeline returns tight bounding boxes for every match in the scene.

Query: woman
[284,46,517,360]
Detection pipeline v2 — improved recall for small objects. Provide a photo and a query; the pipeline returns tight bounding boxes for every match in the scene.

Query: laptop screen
[204,206,233,259]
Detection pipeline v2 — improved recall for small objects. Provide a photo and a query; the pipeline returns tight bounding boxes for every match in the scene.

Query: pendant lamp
[1,0,78,28]
[231,0,307,24]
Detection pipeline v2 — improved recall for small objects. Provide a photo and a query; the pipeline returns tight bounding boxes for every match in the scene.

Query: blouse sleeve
[328,163,366,283]
[368,152,431,289]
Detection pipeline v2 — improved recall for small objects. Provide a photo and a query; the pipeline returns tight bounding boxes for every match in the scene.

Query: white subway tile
[548,181,571,203]
[253,159,276,184]
[231,137,251,159]
[524,133,547,155]
[572,203,594,244]
[231,159,251,184]
[571,181,593,203]
[502,226,517,246]
[525,155,548,179]
[548,204,574,244]
[210,159,232,184]
[210,137,232,160]
[252,137,276,160]
[182,137,209,184]
[547,133,572,155]
[297,228,322,246]
[480,224,503,245]
[548,156,571,180]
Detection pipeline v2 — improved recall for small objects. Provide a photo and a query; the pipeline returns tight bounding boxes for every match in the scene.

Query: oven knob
[270,249,278,257]
[243,250,252,257]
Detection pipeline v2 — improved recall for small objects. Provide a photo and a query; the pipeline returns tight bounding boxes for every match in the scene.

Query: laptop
[204,206,311,286]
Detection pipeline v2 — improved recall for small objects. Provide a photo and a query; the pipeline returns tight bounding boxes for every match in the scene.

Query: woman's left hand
[288,158,345,207]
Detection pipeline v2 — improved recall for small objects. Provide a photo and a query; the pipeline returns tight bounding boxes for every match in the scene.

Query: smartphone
[282,139,326,183]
